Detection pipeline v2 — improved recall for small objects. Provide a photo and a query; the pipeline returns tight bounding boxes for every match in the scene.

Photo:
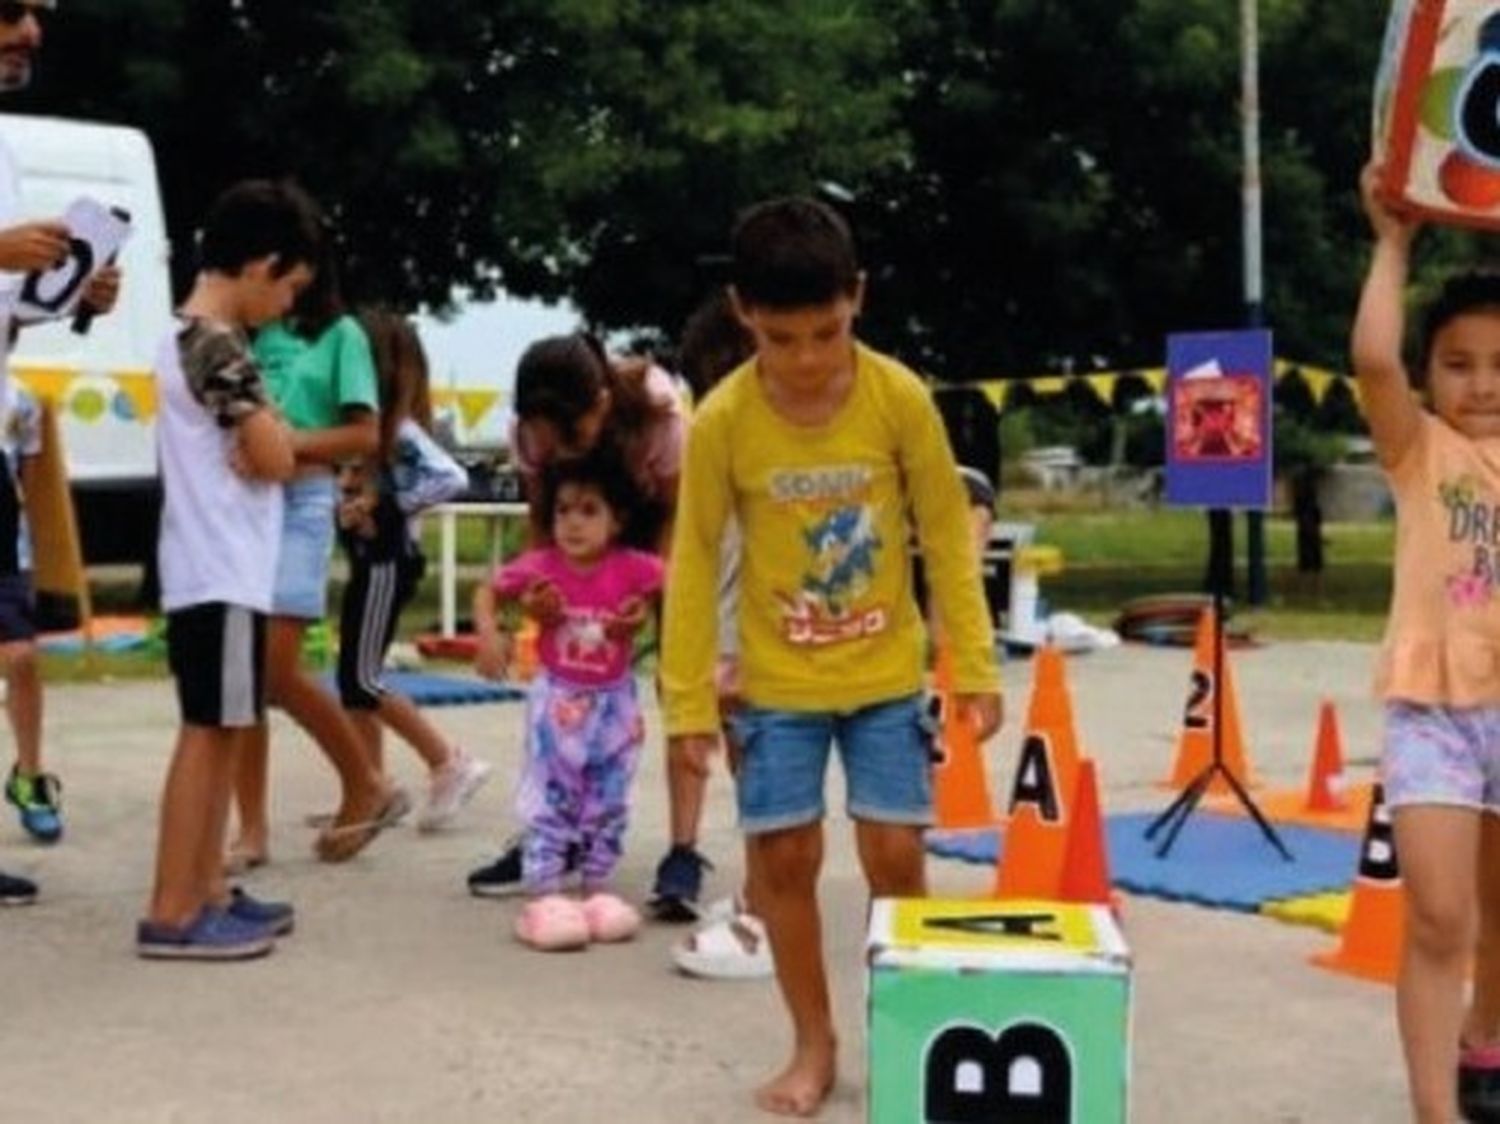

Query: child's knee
[751,827,821,894]
[1407,895,1471,961]
[0,639,36,673]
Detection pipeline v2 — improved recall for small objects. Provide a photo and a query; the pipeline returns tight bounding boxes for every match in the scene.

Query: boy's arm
[661,413,731,736]
[899,380,1002,725]
[1351,162,1424,470]
[236,409,296,482]
[182,322,295,481]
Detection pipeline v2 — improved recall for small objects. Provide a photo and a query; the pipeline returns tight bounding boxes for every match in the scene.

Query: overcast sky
[413,292,578,399]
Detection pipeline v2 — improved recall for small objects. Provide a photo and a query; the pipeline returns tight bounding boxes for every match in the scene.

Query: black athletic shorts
[165,602,266,729]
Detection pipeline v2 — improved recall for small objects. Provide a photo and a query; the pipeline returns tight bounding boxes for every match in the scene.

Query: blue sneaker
[649,845,713,923]
[5,768,62,843]
[0,868,36,906]
[227,886,295,937]
[135,906,276,961]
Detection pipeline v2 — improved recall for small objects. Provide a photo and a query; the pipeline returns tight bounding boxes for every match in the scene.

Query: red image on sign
[1171,374,1263,462]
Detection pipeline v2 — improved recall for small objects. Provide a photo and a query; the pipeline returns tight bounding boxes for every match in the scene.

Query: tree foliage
[20,0,1464,377]
[29,0,904,330]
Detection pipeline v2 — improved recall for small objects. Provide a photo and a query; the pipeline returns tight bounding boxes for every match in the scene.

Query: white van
[0,112,173,564]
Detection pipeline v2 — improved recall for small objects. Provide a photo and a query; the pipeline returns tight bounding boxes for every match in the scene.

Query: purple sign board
[1164,330,1274,510]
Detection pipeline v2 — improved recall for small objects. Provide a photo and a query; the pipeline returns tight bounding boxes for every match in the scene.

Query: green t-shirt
[253,316,378,431]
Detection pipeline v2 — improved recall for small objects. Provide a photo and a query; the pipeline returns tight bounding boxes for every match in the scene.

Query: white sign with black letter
[16,197,130,322]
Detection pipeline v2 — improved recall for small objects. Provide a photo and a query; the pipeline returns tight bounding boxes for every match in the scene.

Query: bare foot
[223,837,268,875]
[754,1038,837,1118]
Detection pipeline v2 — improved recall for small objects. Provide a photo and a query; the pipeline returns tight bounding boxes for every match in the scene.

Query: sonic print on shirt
[769,463,888,646]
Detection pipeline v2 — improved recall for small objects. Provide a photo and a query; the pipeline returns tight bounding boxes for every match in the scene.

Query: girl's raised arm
[1351,162,1425,470]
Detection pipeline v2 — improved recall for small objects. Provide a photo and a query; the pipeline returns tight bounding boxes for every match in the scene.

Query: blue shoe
[0,868,36,906]
[227,886,295,937]
[5,768,62,843]
[135,906,276,961]
[649,845,713,924]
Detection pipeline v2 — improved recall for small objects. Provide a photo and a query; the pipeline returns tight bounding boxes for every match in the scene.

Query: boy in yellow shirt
[662,198,1002,1117]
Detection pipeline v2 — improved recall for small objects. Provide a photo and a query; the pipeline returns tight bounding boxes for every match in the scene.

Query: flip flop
[314,788,412,863]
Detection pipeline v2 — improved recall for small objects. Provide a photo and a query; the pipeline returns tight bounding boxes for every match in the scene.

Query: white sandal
[671,909,773,980]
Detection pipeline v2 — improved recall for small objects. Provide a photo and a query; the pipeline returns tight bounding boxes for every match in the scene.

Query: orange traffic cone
[1027,646,1083,817]
[994,729,1071,898]
[1304,700,1347,813]
[1312,783,1405,985]
[1161,608,1255,795]
[1058,759,1113,905]
[931,644,998,829]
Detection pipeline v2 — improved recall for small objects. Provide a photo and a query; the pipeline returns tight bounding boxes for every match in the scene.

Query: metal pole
[1241,0,1269,606]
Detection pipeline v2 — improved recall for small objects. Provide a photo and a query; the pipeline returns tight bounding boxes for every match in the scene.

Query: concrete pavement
[0,641,1405,1122]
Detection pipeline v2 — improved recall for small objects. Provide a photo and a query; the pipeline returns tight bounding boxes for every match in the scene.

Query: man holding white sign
[0,0,121,910]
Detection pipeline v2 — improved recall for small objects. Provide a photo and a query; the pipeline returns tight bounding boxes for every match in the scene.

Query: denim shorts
[271,474,336,620]
[727,692,935,835]
[1382,701,1500,813]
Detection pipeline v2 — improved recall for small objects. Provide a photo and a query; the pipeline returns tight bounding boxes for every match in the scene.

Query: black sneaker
[649,845,712,923]
[467,837,582,898]
[1459,1042,1500,1123]
[0,868,37,906]
[467,840,524,898]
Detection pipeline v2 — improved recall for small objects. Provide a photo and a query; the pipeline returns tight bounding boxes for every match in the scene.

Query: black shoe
[467,840,525,898]
[468,836,581,898]
[0,869,37,906]
[649,845,712,923]
[1460,1044,1500,1123]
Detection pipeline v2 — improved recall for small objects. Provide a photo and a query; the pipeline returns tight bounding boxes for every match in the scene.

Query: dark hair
[537,449,636,544]
[288,238,347,340]
[1418,271,1500,381]
[730,196,860,310]
[197,179,324,279]
[677,289,754,399]
[357,308,432,464]
[514,332,674,459]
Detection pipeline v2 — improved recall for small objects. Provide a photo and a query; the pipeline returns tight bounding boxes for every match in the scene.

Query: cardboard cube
[1374,0,1500,228]
[868,898,1131,1124]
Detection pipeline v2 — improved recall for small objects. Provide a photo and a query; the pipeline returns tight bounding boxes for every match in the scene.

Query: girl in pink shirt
[473,453,664,952]
[1355,163,1500,1123]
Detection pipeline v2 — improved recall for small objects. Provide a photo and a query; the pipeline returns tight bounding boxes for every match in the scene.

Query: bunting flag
[955,360,1355,412]
[431,387,504,432]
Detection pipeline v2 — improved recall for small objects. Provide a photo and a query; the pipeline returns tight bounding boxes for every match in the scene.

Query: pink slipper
[581,892,642,943]
[514,895,590,951]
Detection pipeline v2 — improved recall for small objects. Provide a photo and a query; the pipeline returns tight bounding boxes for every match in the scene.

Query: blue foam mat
[929,812,1360,913]
[320,671,525,707]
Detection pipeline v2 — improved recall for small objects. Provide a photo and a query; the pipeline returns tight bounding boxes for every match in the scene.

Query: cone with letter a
[1058,758,1113,906]
[1160,608,1255,795]
[1312,783,1405,985]
[1304,700,1347,813]
[993,728,1070,898]
[1027,646,1083,815]
[930,643,998,829]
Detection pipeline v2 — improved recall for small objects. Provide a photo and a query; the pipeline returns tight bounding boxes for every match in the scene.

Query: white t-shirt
[0,381,40,570]
[155,316,282,613]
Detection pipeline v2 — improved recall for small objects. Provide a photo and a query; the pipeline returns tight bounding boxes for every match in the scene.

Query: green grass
[36,504,1391,686]
[1010,506,1393,641]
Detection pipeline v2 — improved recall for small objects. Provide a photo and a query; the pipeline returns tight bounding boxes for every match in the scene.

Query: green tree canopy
[23,0,1476,379]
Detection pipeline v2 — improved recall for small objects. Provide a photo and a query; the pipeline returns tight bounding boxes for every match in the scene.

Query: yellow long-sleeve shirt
[662,342,1000,735]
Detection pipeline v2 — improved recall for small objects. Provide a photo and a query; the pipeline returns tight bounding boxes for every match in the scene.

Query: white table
[431,501,529,637]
